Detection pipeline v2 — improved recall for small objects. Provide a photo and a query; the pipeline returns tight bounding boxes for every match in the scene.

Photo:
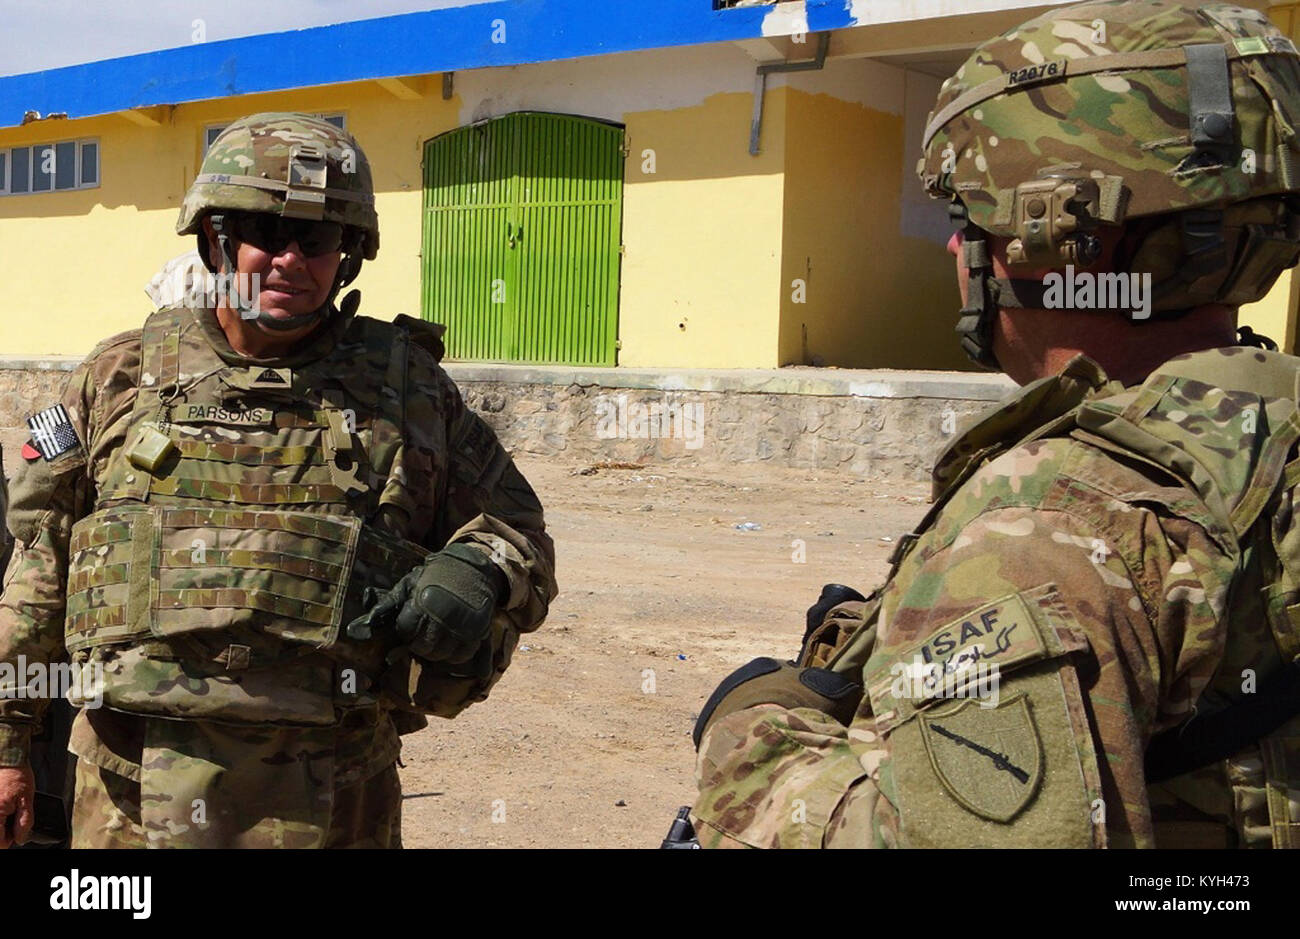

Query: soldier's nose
[272,242,310,273]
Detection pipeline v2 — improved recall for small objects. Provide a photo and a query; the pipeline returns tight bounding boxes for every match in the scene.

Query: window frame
[0,136,100,197]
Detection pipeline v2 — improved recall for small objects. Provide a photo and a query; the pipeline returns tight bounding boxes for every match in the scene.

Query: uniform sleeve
[692,488,1231,848]
[0,364,97,767]
[435,386,558,637]
[379,370,557,721]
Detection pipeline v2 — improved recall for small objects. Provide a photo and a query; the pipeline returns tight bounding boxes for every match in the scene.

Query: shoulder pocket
[865,584,1107,847]
[6,447,87,545]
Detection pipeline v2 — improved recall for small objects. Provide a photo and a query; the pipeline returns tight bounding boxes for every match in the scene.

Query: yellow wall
[7,20,1300,368]
[618,91,785,368]
[1253,2,1300,353]
[778,86,967,370]
[1239,265,1294,351]
[0,72,797,366]
[0,79,453,356]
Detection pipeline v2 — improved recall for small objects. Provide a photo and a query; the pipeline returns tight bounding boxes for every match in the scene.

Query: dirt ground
[397,456,931,848]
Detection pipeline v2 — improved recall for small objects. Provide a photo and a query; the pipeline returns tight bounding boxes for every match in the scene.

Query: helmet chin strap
[950,202,1001,371]
[206,214,362,333]
[951,200,1212,372]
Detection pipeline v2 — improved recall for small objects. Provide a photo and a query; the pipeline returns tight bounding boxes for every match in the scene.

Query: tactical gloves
[348,542,507,665]
[691,583,872,749]
[692,658,862,749]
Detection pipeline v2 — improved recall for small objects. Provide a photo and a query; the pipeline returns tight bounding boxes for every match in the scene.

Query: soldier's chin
[255,297,319,328]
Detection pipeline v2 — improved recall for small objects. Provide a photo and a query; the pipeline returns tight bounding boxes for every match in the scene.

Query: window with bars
[0,139,99,196]
[202,113,347,155]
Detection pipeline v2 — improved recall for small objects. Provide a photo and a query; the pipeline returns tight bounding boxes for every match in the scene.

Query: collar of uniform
[929,353,1119,501]
[1154,345,1300,400]
[1054,352,1112,390]
[188,303,358,369]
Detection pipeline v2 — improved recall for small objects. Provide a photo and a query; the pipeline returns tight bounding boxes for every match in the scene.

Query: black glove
[347,542,507,664]
[692,657,862,749]
[801,583,867,657]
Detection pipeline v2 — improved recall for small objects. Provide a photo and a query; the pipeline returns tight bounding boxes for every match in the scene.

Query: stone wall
[0,361,75,480]
[458,381,994,482]
[0,358,1016,484]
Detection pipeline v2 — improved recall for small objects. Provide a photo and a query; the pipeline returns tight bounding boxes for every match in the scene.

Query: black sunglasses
[221,212,351,258]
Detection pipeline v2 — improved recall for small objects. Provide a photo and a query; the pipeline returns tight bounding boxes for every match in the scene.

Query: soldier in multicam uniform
[689,0,1300,848]
[0,112,557,848]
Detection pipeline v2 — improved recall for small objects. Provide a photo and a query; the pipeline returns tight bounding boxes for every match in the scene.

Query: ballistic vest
[63,306,437,725]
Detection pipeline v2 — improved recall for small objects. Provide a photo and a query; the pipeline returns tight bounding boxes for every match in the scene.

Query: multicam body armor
[694,346,1300,848]
[0,301,555,846]
[54,303,548,724]
[0,111,554,847]
[66,306,427,723]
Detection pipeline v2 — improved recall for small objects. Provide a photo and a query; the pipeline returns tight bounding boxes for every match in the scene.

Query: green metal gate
[421,112,625,366]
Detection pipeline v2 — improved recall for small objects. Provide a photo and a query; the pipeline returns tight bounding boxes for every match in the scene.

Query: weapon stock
[661,805,700,849]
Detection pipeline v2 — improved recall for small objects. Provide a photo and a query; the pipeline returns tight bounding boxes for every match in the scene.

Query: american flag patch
[27,404,81,461]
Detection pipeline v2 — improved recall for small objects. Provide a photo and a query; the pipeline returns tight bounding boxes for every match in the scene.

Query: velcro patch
[26,404,81,461]
[868,594,1045,715]
[171,404,275,426]
[919,693,1043,822]
[250,368,292,389]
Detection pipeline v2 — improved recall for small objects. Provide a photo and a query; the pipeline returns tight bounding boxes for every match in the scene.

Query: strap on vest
[1126,353,1300,783]
[386,322,410,439]
[1145,661,1300,784]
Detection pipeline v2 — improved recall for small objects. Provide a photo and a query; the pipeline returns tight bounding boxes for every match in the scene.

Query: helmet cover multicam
[177,112,378,260]
[918,1,1300,235]
[918,0,1300,368]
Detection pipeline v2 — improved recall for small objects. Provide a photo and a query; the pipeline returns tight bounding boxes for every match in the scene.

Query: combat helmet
[918,0,1300,368]
[176,112,379,329]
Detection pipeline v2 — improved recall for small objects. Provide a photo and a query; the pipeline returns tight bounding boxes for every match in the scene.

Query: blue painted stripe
[0,0,858,128]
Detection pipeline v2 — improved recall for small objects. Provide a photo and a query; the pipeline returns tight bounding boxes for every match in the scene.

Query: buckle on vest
[323,407,367,496]
[215,644,252,671]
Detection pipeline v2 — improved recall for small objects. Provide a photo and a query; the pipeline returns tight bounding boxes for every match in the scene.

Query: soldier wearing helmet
[686,1,1300,848]
[0,113,558,848]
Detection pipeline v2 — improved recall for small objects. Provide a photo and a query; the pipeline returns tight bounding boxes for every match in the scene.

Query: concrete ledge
[0,356,80,372]
[0,356,1018,400]
[0,357,1017,483]
[445,362,1017,400]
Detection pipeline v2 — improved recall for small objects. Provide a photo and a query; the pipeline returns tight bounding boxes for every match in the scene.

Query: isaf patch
[910,595,1040,671]
[26,404,81,461]
[868,594,1047,714]
[919,693,1043,822]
